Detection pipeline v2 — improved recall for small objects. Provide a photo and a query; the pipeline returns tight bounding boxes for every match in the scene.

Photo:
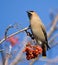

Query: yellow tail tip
[42,56,46,58]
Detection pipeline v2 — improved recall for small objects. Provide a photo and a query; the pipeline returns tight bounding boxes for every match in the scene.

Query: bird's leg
[29,25,31,29]
[25,30,35,40]
[24,25,35,39]
[29,25,35,40]
[24,25,31,33]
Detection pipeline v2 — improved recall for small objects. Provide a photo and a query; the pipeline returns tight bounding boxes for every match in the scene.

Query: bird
[26,11,50,57]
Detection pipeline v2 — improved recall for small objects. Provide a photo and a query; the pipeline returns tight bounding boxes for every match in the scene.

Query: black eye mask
[29,11,34,12]
[27,12,32,19]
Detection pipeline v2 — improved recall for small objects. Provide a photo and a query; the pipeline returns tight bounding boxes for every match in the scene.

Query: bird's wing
[41,25,50,49]
[40,25,48,42]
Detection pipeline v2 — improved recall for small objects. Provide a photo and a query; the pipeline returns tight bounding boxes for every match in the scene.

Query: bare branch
[39,56,58,63]
[44,62,51,65]
[10,36,28,65]
[48,34,58,48]
[30,57,38,65]
[4,53,11,65]
[47,15,58,38]
[0,27,29,44]
[49,34,58,43]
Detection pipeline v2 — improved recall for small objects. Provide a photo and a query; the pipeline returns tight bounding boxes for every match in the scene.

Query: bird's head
[26,11,35,19]
[26,11,38,20]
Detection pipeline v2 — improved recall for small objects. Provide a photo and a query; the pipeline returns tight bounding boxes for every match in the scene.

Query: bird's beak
[26,11,30,14]
[26,11,32,19]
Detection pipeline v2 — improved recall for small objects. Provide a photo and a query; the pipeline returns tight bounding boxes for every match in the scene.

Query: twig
[0,27,29,65]
[10,36,28,65]
[4,53,11,65]
[48,34,58,48]
[0,27,29,44]
[4,25,14,39]
[44,62,51,65]
[39,56,58,63]
[49,34,58,44]
[30,57,38,65]
[47,15,58,38]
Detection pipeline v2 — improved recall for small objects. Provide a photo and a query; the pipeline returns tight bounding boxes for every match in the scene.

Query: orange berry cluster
[23,42,42,60]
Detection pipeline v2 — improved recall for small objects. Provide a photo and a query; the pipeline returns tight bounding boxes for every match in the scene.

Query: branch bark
[47,15,58,38]
[0,27,29,44]
[4,53,11,65]
[10,36,29,65]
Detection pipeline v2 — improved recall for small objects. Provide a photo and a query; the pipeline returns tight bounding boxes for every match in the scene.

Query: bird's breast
[30,21,45,41]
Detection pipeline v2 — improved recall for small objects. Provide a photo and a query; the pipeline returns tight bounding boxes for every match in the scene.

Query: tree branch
[4,53,11,65]
[47,15,58,38]
[49,34,58,44]
[0,27,29,44]
[39,56,58,63]
[10,36,29,65]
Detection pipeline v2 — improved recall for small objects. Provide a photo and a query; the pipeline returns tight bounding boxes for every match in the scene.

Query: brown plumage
[27,11,50,57]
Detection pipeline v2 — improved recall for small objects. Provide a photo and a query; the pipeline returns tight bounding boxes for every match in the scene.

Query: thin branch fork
[0,27,29,44]
[47,15,58,38]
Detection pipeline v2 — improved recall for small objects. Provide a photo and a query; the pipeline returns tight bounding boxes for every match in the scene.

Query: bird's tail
[42,41,50,57]
[42,44,46,57]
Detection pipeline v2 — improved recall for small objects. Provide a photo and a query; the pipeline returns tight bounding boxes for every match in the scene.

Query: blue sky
[0,0,58,65]
[0,0,58,36]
